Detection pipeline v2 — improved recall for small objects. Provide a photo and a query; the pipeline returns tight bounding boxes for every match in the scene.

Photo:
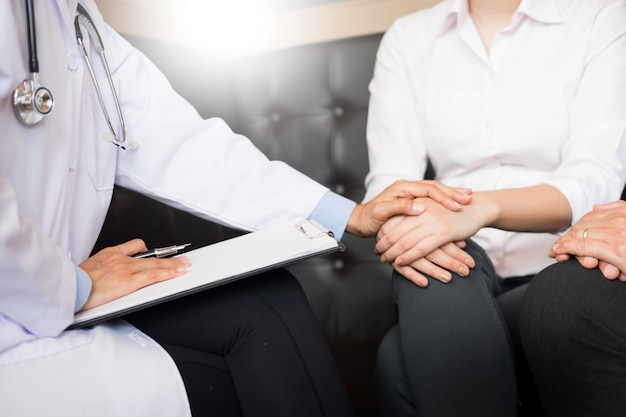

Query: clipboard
[69,217,345,329]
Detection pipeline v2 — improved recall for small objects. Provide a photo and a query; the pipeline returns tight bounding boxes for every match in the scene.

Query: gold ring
[582,228,588,238]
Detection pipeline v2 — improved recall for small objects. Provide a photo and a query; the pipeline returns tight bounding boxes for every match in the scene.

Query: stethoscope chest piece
[14,1,134,149]
[13,75,54,126]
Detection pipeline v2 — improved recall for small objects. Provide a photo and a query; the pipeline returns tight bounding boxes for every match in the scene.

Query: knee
[522,265,568,320]
[520,260,601,350]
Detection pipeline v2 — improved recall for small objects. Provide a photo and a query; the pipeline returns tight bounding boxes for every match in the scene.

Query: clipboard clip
[296,219,346,252]
[296,219,334,239]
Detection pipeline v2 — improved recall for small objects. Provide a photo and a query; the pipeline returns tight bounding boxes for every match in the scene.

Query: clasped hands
[358,180,481,288]
[371,183,626,286]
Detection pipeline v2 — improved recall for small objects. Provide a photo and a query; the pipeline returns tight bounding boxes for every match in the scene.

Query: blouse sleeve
[542,2,626,222]
[363,16,430,202]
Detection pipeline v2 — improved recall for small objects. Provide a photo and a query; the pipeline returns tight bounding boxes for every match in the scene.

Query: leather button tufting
[332,258,344,271]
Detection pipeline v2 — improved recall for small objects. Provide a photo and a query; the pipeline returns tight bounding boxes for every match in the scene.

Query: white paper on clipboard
[70,217,344,329]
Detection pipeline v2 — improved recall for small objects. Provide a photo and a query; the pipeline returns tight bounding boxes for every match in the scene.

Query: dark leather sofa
[93,33,395,416]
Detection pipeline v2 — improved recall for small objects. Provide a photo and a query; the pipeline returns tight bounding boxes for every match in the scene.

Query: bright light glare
[179,0,267,56]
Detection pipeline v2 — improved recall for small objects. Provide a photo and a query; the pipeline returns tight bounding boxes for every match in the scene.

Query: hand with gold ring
[549,200,626,281]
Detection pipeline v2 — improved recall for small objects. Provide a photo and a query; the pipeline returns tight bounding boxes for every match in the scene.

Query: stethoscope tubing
[13,1,131,150]
[75,8,127,148]
[25,0,39,73]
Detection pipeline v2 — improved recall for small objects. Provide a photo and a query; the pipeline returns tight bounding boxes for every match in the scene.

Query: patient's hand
[377,198,481,261]
[376,210,475,287]
[377,206,478,287]
[391,240,474,287]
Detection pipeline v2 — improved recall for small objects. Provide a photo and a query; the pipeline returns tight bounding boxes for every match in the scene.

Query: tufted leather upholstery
[230,33,396,338]
[94,33,393,416]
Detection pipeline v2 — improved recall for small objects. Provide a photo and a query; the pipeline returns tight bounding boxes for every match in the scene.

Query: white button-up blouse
[364,0,626,278]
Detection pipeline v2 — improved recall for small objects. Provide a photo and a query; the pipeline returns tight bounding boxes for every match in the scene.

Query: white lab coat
[0,0,328,415]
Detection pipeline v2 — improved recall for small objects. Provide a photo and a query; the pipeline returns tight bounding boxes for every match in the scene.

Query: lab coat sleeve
[542,2,626,223]
[94,21,332,233]
[74,266,92,312]
[308,190,356,241]
[0,180,76,353]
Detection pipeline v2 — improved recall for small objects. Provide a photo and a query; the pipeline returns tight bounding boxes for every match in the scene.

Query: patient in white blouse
[364,0,626,416]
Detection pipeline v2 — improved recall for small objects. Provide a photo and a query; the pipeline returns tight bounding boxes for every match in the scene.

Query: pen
[132,243,191,259]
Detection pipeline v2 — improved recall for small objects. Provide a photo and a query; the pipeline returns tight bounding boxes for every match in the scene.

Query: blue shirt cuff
[308,190,356,241]
[74,266,93,312]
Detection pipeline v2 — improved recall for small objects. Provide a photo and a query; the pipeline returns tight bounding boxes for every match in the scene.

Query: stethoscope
[13,0,133,150]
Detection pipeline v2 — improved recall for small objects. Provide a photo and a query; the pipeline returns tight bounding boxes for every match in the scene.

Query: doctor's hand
[79,239,191,311]
[549,200,626,282]
[347,180,472,238]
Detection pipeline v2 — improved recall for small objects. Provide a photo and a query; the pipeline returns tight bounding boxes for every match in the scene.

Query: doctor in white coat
[0,1,472,416]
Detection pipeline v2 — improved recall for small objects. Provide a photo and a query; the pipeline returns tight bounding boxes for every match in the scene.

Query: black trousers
[375,240,541,417]
[520,260,626,417]
[125,268,354,417]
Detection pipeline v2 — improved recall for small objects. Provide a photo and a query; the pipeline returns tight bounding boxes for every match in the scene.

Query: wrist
[467,192,500,229]
[346,204,366,237]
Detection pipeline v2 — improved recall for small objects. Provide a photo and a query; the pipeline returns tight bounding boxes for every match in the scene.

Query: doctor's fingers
[122,257,191,290]
[130,256,191,278]
[366,197,426,226]
[86,239,148,263]
[81,257,190,311]
[386,180,472,211]
[110,238,149,256]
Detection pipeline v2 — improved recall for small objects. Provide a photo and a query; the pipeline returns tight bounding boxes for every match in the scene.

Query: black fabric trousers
[520,260,626,417]
[125,268,354,417]
[375,240,541,417]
